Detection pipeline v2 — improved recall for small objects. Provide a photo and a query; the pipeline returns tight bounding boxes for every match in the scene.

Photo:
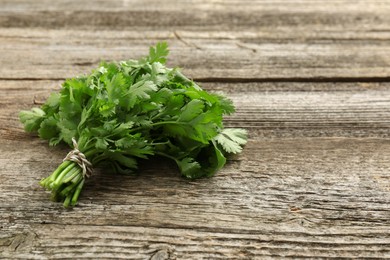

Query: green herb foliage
[20,42,247,207]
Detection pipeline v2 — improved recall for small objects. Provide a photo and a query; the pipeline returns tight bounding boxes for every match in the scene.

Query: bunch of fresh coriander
[19,42,247,207]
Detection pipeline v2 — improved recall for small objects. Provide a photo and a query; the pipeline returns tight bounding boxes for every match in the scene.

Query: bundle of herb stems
[20,42,247,207]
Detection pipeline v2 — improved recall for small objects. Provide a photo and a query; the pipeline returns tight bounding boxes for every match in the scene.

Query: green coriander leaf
[112,121,135,136]
[214,128,248,154]
[44,92,61,109]
[148,42,169,64]
[19,108,45,132]
[178,99,205,122]
[98,102,116,118]
[216,94,236,115]
[57,117,78,145]
[106,73,126,104]
[126,80,157,109]
[163,94,185,115]
[210,143,227,174]
[151,87,173,104]
[116,137,154,159]
[149,62,170,84]
[176,157,202,179]
[95,137,109,150]
[38,116,59,140]
[49,136,62,146]
[108,153,138,170]
[126,115,152,128]
[175,143,226,178]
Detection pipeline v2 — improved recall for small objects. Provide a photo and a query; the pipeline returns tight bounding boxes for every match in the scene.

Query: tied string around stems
[63,138,93,178]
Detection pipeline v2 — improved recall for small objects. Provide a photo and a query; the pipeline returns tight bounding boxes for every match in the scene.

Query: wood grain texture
[1,137,390,258]
[0,30,390,81]
[1,80,390,258]
[1,0,390,79]
[1,29,390,79]
[1,0,390,259]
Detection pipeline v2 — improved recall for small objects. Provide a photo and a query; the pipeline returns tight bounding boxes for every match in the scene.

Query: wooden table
[1,1,390,258]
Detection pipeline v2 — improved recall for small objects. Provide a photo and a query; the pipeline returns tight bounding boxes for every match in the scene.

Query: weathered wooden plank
[1,0,390,80]
[1,28,390,80]
[1,136,390,258]
[2,80,390,257]
[1,80,390,139]
[1,29,390,80]
[1,80,390,257]
[1,1,390,258]
[1,0,390,30]
[2,224,390,259]
[2,0,389,11]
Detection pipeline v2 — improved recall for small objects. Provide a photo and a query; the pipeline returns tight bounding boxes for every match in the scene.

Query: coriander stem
[60,173,82,197]
[63,167,82,183]
[129,121,187,134]
[52,163,77,188]
[71,179,85,206]
[155,151,178,162]
[150,141,170,146]
[151,121,187,127]
[63,194,72,208]
[47,160,71,183]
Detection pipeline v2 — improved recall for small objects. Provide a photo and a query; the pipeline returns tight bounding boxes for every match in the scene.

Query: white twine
[63,138,93,178]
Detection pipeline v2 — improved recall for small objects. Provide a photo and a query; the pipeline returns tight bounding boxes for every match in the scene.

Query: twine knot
[63,138,93,178]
